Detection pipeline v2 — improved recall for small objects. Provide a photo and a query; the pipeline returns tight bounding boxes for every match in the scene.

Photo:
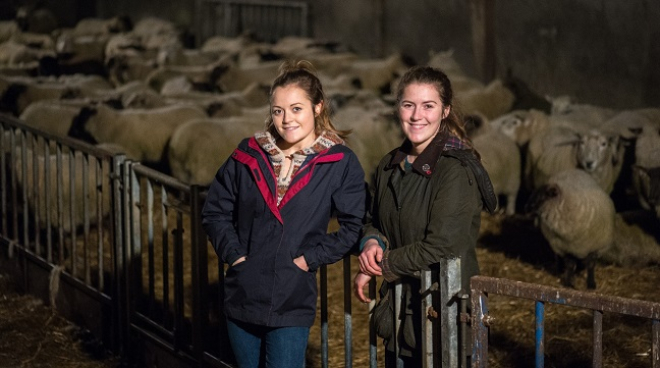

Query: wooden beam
[469,0,496,83]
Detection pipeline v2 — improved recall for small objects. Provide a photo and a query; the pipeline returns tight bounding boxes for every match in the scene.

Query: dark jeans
[226,318,310,368]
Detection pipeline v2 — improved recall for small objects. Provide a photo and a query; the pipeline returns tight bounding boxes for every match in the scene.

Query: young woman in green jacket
[353,66,496,367]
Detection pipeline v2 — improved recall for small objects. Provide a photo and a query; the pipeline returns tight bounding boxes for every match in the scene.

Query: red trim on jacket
[232,148,283,224]
[279,152,344,208]
[234,138,345,222]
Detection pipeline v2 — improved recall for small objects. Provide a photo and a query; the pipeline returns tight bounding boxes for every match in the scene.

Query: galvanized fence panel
[0,112,124,351]
[195,0,308,44]
[471,275,660,368]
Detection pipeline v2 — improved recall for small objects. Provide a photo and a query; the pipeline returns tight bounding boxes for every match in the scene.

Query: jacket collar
[386,131,471,177]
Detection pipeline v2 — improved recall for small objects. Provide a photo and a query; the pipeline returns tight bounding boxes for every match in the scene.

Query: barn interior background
[1,0,660,367]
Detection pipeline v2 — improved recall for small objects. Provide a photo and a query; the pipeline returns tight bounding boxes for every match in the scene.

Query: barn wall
[24,0,658,109]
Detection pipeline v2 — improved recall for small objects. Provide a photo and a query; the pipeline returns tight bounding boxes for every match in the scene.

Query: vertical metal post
[368,278,377,368]
[320,264,328,368]
[191,185,208,363]
[420,270,434,368]
[343,257,353,368]
[652,319,659,368]
[593,310,603,368]
[471,287,489,368]
[113,154,128,357]
[394,281,404,368]
[439,257,462,368]
[535,301,545,368]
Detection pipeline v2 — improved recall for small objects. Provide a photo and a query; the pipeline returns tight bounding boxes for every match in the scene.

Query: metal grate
[196,0,309,44]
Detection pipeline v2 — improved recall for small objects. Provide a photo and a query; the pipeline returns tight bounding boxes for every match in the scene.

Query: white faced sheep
[68,103,208,168]
[466,114,521,215]
[525,169,615,289]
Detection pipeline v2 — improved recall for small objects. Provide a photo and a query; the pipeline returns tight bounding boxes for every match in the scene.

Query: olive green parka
[362,131,497,357]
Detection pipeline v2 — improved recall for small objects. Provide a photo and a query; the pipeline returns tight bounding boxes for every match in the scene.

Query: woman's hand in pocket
[293,256,309,271]
[231,256,247,267]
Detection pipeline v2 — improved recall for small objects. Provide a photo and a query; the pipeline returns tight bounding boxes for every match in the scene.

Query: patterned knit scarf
[254,131,344,205]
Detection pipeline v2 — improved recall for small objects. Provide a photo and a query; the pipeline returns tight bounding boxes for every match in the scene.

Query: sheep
[455,79,516,120]
[11,145,112,234]
[575,129,625,194]
[426,49,485,95]
[332,105,402,180]
[0,39,55,67]
[525,169,615,289]
[15,5,58,35]
[68,103,208,167]
[0,75,83,116]
[19,99,92,139]
[70,16,133,36]
[466,114,520,215]
[167,117,266,185]
[163,82,267,117]
[599,211,660,267]
[215,60,281,92]
[144,58,231,93]
[489,109,551,147]
[342,53,411,94]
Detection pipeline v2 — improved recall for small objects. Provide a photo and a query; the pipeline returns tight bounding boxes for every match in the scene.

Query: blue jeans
[226,318,310,368]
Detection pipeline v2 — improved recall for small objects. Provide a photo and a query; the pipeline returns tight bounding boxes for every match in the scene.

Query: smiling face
[271,84,321,153]
[398,82,450,154]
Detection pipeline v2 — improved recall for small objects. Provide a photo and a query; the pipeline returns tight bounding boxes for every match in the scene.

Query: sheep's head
[577,130,618,172]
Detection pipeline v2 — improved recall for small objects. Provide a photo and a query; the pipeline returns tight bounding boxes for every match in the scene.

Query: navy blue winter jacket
[202,137,366,327]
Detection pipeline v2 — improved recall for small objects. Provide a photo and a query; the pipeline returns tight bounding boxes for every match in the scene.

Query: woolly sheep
[467,114,521,215]
[68,103,208,165]
[525,169,615,289]
[599,211,660,267]
[167,117,265,185]
[12,146,112,234]
[455,79,516,120]
[332,105,402,180]
[489,109,551,146]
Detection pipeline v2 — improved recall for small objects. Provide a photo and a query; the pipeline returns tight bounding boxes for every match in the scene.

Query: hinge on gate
[427,306,438,319]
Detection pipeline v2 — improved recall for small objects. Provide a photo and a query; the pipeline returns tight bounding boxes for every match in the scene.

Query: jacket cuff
[224,248,243,266]
[380,250,399,282]
[359,235,387,252]
[302,250,319,272]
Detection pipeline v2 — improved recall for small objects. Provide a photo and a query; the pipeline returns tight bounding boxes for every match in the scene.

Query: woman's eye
[272,109,281,115]
[293,107,302,112]
[423,104,434,109]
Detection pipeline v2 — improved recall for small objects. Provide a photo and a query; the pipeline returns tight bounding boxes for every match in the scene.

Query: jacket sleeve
[382,158,482,281]
[301,151,367,271]
[359,161,389,251]
[201,157,244,266]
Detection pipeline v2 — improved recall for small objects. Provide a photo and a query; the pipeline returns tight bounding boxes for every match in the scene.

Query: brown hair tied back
[266,59,349,139]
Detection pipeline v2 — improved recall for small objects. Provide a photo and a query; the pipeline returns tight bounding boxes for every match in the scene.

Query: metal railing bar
[535,301,545,368]
[471,276,660,320]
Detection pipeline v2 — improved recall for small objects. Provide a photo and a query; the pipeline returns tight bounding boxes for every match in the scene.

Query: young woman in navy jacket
[202,60,366,368]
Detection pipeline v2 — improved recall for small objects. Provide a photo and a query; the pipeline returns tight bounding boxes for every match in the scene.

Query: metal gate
[195,0,309,45]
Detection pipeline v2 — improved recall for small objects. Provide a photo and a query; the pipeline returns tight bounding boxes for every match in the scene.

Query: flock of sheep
[1,9,659,290]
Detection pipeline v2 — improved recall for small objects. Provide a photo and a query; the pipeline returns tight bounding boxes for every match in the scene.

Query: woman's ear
[442,105,451,120]
[314,101,323,117]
